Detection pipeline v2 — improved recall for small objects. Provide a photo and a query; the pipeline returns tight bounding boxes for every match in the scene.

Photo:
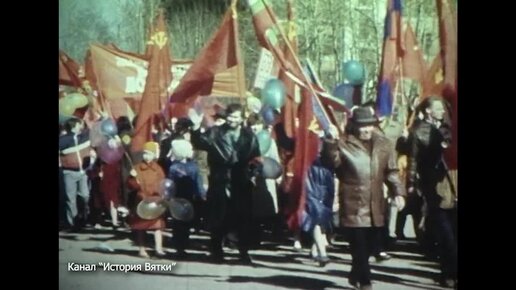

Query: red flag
[376,0,403,118]
[146,10,173,109]
[436,0,457,93]
[248,0,292,71]
[249,0,336,133]
[59,50,82,87]
[89,44,149,101]
[422,54,444,98]
[144,25,154,59]
[286,88,320,231]
[84,49,98,93]
[402,23,427,83]
[436,0,457,169]
[168,7,245,108]
[131,10,173,152]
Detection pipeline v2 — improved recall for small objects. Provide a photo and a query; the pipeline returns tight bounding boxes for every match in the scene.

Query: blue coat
[168,160,206,201]
[301,158,335,232]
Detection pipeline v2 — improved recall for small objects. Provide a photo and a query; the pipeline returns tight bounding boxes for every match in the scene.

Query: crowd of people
[59,96,457,289]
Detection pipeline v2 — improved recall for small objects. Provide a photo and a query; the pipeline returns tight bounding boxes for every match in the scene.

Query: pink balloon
[98,138,124,164]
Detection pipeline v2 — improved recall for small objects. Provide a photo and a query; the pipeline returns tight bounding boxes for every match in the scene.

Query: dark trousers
[395,193,423,239]
[173,221,192,251]
[210,198,252,257]
[348,227,382,285]
[88,177,103,225]
[59,168,66,226]
[428,207,457,279]
[373,226,388,256]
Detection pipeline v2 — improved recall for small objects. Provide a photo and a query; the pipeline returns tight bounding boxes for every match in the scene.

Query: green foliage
[60,0,445,95]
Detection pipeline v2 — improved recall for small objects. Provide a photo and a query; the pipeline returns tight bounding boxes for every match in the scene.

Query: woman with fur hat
[127,141,166,258]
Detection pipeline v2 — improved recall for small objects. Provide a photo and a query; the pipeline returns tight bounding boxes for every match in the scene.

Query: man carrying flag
[322,106,405,290]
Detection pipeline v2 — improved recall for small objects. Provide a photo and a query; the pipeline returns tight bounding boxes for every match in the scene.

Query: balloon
[59,98,76,116]
[261,79,286,110]
[67,93,89,108]
[333,83,355,108]
[342,60,365,85]
[100,118,118,136]
[262,157,283,179]
[260,105,276,126]
[167,198,194,221]
[90,120,108,147]
[98,138,124,164]
[256,130,272,155]
[159,178,176,199]
[137,197,167,220]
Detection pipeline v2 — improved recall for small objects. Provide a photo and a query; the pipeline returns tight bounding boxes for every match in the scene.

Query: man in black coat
[190,103,261,264]
[406,96,457,288]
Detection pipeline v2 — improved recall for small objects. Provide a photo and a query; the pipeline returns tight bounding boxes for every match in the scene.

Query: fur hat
[170,139,194,160]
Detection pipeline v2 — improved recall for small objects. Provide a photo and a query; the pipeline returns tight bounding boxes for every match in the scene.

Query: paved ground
[59,217,450,290]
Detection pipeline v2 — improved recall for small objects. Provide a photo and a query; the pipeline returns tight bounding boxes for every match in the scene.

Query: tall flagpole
[260,0,333,131]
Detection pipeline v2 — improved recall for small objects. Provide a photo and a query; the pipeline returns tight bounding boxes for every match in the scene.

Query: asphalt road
[59,219,449,290]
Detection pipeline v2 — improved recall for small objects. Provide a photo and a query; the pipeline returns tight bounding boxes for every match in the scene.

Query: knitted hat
[143,141,159,156]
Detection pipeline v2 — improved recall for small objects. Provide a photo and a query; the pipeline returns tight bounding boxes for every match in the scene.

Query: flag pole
[396,56,406,125]
[260,0,333,131]
[231,0,246,106]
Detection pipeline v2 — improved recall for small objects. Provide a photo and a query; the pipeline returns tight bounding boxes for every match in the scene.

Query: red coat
[99,162,121,209]
[127,161,166,230]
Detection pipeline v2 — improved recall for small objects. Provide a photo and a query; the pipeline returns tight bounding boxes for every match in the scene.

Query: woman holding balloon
[126,141,167,258]
[167,139,206,258]
[94,117,126,229]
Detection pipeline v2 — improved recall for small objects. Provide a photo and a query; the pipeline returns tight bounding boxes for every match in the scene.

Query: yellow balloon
[66,93,89,108]
[59,98,76,116]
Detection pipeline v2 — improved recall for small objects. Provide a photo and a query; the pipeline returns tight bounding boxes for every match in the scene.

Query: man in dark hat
[321,106,405,290]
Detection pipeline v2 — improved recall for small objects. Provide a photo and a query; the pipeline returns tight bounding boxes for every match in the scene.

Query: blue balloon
[342,60,365,85]
[261,79,286,109]
[333,83,356,109]
[262,157,283,179]
[260,105,276,126]
[100,118,118,137]
[256,130,272,155]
